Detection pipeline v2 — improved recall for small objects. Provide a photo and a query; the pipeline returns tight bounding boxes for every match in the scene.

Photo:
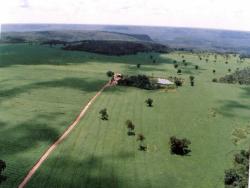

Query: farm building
[157,78,174,85]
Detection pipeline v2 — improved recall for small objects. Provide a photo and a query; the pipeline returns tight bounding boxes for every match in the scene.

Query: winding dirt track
[18,82,109,188]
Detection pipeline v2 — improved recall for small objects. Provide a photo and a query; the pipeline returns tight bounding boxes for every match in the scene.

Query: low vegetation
[219,67,250,85]
[224,149,249,188]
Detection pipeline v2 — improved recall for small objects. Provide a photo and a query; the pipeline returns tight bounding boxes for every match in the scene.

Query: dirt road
[18,82,109,188]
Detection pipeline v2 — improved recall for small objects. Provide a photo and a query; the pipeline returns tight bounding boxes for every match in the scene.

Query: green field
[0,44,249,188]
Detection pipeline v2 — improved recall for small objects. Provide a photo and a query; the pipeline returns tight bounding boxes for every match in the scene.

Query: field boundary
[18,82,109,188]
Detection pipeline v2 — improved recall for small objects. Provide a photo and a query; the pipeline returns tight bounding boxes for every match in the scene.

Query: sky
[1,0,250,31]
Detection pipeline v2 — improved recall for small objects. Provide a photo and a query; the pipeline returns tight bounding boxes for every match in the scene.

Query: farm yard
[0,43,249,188]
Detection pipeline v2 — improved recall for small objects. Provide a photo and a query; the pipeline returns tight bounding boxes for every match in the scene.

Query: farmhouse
[157,78,174,86]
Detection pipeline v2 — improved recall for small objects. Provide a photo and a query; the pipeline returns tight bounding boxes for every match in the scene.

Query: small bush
[169,136,191,155]
[106,71,114,77]
[212,78,218,82]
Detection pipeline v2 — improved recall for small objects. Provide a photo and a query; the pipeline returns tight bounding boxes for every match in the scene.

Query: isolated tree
[99,108,109,120]
[177,69,182,74]
[212,78,218,82]
[173,60,177,64]
[228,68,231,72]
[189,76,195,86]
[125,120,135,136]
[205,59,209,63]
[145,98,153,107]
[137,64,141,68]
[137,134,146,151]
[225,61,228,64]
[213,69,216,73]
[169,136,191,155]
[195,65,199,70]
[174,64,179,69]
[106,71,114,77]
[182,59,186,63]
[184,62,188,66]
[0,160,6,184]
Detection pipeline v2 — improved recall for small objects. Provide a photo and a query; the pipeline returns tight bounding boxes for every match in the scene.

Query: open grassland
[0,44,250,188]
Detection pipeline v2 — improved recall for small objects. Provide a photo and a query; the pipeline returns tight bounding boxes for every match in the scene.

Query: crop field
[0,44,250,188]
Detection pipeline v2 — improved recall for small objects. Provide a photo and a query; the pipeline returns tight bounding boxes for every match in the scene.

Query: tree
[137,134,147,151]
[195,65,199,70]
[174,64,178,69]
[106,71,114,77]
[0,160,6,184]
[137,64,141,68]
[177,69,182,74]
[213,69,216,73]
[169,136,191,155]
[228,68,231,72]
[212,78,218,82]
[145,98,153,107]
[189,76,195,86]
[224,169,240,185]
[99,108,109,120]
[182,59,186,63]
[125,120,135,136]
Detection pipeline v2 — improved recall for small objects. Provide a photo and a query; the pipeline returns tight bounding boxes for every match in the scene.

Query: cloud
[19,0,30,8]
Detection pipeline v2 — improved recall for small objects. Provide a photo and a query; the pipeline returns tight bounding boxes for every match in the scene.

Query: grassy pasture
[0,44,250,188]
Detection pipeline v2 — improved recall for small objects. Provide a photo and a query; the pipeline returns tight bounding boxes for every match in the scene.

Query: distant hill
[0,30,153,43]
[63,40,169,55]
[2,24,250,54]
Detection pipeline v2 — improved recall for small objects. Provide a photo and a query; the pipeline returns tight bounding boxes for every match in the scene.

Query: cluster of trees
[63,40,169,56]
[41,40,67,47]
[125,120,147,151]
[0,160,6,184]
[224,149,249,188]
[219,68,250,85]
[117,75,157,90]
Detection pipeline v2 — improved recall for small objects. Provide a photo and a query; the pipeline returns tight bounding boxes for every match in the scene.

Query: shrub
[195,65,199,69]
[145,98,153,107]
[228,68,231,72]
[169,136,191,155]
[106,71,114,77]
[177,69,182,74]
[212,78,218,82]
[174,64,178,68]
[224,169,240,185]
[99,108,109,120]
[137,64,141,68]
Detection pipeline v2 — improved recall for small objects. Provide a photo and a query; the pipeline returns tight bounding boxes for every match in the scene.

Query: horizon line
[1,23,250,33]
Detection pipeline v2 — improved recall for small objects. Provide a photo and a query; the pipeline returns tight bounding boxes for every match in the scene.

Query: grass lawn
[0,44,250,188]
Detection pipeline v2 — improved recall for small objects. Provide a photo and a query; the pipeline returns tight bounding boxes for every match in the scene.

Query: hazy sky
[1,0,250,31]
